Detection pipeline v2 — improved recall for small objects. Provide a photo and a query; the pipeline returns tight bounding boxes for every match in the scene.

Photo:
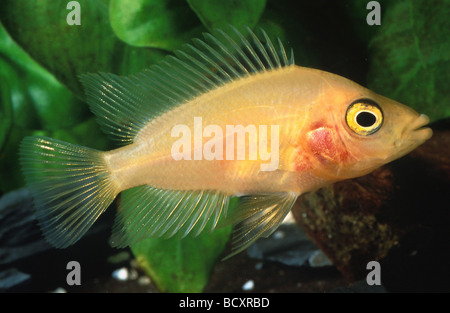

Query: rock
[242,279,255,291]
[0,187,118,292]
[292,119,450,292]
[0,268,31,291]
[247,214,332,268]
[308,250,332,268]
[0,188,51,267]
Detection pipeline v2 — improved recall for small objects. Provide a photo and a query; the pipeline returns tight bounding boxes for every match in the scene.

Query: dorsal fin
[80,26,295,144]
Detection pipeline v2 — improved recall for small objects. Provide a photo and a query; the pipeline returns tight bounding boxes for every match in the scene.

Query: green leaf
[0,22,110,192]
[0,0,167,98]
[51,117,111,151]
[131,225,232,293]
[0,126,31,191]
[187,0,267,31]
[0,24,89,131]
[109,0,204,50]
[367,0,450,122]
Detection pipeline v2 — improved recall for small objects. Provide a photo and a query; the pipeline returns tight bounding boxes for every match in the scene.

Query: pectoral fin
[223,192,299,260]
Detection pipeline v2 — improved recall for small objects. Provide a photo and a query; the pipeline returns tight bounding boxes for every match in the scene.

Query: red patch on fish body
[306,125,350,165]
[292,122,352,175]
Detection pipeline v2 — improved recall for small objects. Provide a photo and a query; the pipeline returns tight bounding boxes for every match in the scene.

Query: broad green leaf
[0,0,167,98]
[0,1,164,192]
[0,24,88,131]
[187,0,267,31]
[0,126,31,191]
[51,117,111,151]
[131,225,232,293]
[367,0,450,122]
[109,0,204,50]
[0,22,110,192]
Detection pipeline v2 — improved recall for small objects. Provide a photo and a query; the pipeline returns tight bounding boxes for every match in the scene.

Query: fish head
[300,71,433,180]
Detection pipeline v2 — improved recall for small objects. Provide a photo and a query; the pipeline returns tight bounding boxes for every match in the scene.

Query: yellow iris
[346,100,383,136]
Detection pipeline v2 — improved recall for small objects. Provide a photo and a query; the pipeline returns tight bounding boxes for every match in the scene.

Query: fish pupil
[356,111,376,127]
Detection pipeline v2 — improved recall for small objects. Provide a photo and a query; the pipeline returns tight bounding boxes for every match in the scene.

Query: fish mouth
[386,114,432,163]
[409,114,433,142]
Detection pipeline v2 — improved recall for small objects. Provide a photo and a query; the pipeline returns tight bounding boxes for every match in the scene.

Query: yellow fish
[19,27,432,258]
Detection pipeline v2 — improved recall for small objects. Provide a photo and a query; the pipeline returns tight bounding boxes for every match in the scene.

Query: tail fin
[19,136,117,248]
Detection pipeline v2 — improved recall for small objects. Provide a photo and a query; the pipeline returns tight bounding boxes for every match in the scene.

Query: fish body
[107,67,319,195]
[19,28,432,257]
[105,66,431,195]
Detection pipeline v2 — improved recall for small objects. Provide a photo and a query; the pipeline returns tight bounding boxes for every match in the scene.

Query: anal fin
[110,186,230,248]
[223,192,299,260]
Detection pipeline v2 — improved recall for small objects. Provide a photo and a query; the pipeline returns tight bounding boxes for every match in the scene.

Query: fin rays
[110,186,230,248]
[19,136,117,248]
[223,192,299,260]
[80,26,294,144]
[111,187,298,259]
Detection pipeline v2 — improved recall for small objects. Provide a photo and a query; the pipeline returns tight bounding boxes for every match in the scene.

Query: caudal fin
[19,136,117,248]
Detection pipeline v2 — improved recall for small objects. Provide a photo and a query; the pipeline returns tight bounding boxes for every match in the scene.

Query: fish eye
[346,99,383,136]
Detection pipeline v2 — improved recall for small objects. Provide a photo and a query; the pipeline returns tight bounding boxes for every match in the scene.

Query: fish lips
[409,114,433,143]
[393,114,433,158]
